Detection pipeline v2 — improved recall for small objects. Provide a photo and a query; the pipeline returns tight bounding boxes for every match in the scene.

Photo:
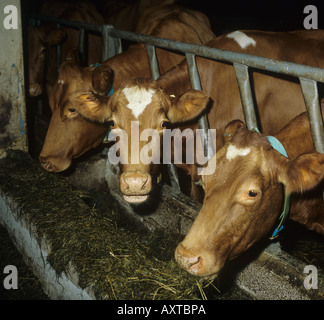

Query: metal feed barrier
[29,16,324,186]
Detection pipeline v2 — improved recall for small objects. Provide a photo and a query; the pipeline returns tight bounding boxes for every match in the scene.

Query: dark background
[22,0,324,33]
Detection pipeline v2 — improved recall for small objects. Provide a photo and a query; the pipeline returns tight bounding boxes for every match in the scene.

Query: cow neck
[252,127,291,239]
[266,135,291,240]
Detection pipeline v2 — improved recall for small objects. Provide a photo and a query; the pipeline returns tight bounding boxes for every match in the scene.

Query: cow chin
[121,184,162,213]
[123,195,148,203]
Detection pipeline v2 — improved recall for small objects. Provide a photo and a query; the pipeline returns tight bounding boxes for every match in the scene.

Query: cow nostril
[29,83,42,97]
[121,176,129,189]
[40,157,53,171]
[175,244,202,273]
[141,176,149,190]
[186,256,200,268]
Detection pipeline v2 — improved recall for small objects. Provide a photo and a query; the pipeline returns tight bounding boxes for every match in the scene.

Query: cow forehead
[122,86,156,119]
[226,143,251,160]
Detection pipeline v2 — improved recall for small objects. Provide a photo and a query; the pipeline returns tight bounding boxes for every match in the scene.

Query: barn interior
[0,0,324,300]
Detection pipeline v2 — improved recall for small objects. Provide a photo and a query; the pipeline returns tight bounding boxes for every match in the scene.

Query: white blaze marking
[122,86,155,118]
[226,144,251,160]
[226,31,256,49]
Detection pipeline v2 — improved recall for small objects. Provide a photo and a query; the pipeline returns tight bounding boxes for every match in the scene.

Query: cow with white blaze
[39,4,215,179]
[71,29,324,203]
[175,110,324,278]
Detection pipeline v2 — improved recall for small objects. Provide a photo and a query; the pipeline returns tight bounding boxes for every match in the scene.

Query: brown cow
[70,29,324,203]
[70,78,209,203]
[175,111,324,278]
[39,4,215,173]
[103,0,175,31]
[28,0,104,97]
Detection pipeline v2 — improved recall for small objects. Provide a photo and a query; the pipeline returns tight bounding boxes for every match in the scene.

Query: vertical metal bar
[145,44,160,80]
[299,78,324,153]
[102,25,119,60]
[185,53,215,159]
[79,28,86,65]
[145,44,180,191]
[114,38,123,55]
[55,23,62,76]
[233,63,258,131]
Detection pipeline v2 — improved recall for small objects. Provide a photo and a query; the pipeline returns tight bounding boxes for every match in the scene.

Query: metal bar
[108,28,324,84]
[55,23,61,76]
[145,44,180,191]
[186,53,215,159]
[114,38,123,55]
[30,15,103,33]
[299,78,324,153]
[233,63,258,131]
[32,16,324,83]
[78,28,86,65]
[102,25,120,60]
[145,44,160,80]
[31,16,324,83]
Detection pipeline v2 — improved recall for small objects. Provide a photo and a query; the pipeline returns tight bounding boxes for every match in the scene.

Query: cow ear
[92,65,114,96]
[166,90,209,123]
[279,152,324,194]
[46,28,67,46]
[71,91,113,123]
[224,120,245,142]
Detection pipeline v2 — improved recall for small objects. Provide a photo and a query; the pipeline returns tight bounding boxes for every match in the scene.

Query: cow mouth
[123,195,148,203]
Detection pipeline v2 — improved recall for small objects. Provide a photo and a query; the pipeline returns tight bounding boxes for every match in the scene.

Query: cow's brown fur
[39,4,215,173]
[175,109,324,278]
[156,29,324,199]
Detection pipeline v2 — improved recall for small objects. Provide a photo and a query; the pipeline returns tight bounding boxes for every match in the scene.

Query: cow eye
[248,190,258,197]
[160,120,169,129]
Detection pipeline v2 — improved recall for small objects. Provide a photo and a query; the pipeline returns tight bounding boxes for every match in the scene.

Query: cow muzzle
[174,243,218,279]
[120,172,152,203]
[39,156,70,173]
[29,83,43,97]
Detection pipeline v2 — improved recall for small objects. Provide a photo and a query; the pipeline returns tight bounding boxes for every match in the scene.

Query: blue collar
[266,135,291,240]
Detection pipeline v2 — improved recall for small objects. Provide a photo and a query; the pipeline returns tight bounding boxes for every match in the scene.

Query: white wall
[0,0,27,157]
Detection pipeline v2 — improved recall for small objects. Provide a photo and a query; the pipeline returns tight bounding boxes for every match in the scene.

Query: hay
[0,150,219,300]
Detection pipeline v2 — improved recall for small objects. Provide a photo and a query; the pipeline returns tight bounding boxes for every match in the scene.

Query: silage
[0,150,216,300]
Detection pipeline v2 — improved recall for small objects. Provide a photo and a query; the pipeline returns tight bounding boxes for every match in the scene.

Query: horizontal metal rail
[31,15,324,83]
[29,15,324,154]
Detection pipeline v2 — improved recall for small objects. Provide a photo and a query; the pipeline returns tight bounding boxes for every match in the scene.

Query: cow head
[39,62,113,172]
[70,78,210,204]
[28,25,68,97]
[175,120,324,278]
